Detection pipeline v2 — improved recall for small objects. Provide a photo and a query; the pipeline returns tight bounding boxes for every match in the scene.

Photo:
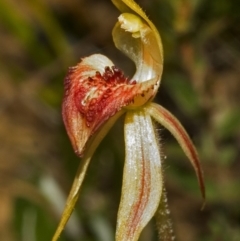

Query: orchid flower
[52,0,205,240]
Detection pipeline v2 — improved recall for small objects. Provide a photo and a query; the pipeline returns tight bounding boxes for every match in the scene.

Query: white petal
[116,110,163,241]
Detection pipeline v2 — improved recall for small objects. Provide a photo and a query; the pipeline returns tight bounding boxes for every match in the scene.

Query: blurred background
[0,0,239,240]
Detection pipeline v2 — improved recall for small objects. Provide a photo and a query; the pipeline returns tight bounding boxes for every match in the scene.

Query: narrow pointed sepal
[146,103,205,202]
[116,111,163,241]
[62,54,159,157]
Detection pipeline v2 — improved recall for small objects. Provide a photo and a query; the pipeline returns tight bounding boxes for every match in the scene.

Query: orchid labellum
[52,0,205,240]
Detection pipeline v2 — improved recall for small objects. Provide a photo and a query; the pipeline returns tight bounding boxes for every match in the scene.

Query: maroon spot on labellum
[88,77,93,82]
[96,71,101,78]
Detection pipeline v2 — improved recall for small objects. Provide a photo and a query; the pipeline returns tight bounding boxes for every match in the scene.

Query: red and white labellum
[62,54,157,156]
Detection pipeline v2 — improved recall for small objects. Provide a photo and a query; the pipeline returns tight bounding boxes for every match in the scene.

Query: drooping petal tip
[146,103,206,203]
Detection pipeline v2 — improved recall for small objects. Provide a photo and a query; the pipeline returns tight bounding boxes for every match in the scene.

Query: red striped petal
[116,111,163,241]
[146,103,205,202]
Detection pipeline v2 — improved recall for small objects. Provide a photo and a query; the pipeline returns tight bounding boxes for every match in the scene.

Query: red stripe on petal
[116,112,163,241]
[127,155,151,239]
